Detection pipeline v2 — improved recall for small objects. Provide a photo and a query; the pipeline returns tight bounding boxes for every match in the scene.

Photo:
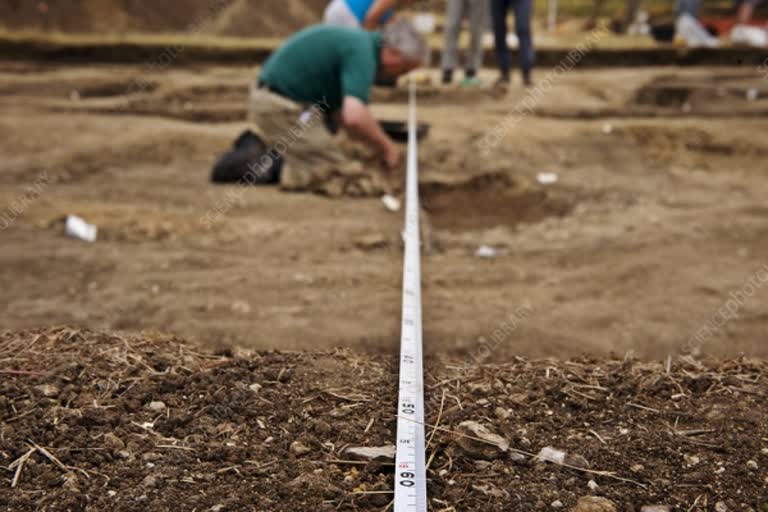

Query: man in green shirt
[248,20,426,196]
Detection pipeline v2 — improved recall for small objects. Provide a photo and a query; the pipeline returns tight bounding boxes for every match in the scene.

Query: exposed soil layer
[2,64,768,360]
[1,328,767,511]
[421,173,575,232]
[0,0,328,36]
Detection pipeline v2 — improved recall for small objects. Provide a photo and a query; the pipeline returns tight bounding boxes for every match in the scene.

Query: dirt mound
[0,0,327,36]
[2,327,767,510]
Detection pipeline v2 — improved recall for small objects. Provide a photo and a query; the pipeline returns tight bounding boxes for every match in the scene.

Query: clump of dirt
[633,73,768,112]
[2,327,767,511]
[421,172,575,232]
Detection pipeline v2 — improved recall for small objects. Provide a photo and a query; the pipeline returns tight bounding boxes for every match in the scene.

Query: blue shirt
[344,0,393,24]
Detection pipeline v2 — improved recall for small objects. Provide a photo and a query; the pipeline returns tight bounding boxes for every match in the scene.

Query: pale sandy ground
[1,62,767,360]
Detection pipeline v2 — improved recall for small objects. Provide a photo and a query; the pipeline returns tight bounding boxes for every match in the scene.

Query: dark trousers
[491,0,535,76]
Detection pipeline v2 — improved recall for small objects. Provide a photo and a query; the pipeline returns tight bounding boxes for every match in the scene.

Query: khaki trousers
[247,85,387,197]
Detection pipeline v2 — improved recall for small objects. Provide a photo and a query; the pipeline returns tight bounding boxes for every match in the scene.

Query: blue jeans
[677,0,701,16]
[491,0,535,76]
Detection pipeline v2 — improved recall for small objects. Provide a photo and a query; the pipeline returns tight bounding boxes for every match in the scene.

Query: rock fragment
[35,384,60,398]
[640,506,671,512]
[456,421,509,459]
[536,447,590,469]
[102,433,125,451]
[141,475,158,488]
[290,441,311,456]
[571,497,617,512]
[354,233,388,251]
[147,401,166,412]
[343,445,396,462]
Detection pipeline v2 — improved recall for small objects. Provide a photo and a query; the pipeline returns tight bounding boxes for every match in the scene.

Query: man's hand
[341,96,400,170]
[384,142,401,173]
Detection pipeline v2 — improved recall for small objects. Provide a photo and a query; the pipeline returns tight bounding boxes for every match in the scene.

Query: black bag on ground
[210,130,283,185]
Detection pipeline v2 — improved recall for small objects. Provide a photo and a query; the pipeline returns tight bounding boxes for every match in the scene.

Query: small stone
[475,245,499,258]
[746,460,758,471]
[640,507,671,512]
[147,401,166,412]
[107,490,117,498]
[35,384,60,398]
[248,383,262,393]
[343,445,396,462]
[354,233,388,251]
[117,450,131,460]
[684,454,700,466]
[142,452,161,462]
[552,500,564,508]
[141,475,158,488]
[572,497,618,512]
[231,300,251,314]
[211,505,225,512]
[313,420,332,434]
[290,441,311,456]
[715,502,728,512]
[62,473,79,492]
[565,453,591,469]
[537,446,566,464]
[456,421,509,459]
[103,433,125,451]
[495,407,511,420]
[474,460,492,470]
[537,447,590,469]
[587,480,599,491]
[509,451,528,465]
[630,464,645,473]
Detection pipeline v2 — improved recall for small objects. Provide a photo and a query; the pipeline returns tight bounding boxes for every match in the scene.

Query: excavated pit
[420,172,575,232]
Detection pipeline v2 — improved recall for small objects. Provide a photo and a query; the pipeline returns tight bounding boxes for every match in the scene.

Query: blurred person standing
[731,0,767,46]
[491,0,535,88]
[441,0,488,86]
[324,0,413,29]
[676,0,766,46]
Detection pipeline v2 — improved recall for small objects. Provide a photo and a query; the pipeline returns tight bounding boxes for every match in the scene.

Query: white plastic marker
[393,80,428,512]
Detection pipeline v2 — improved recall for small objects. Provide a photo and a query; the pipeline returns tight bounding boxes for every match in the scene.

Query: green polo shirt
[259,25,382,113]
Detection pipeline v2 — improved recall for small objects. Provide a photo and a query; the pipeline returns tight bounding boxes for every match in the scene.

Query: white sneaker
[676,13,720,48]
[731,24,768,47]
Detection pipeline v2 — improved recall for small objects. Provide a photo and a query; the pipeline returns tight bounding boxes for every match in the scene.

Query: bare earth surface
[1,62,768,361]
[1,61,768,510]
[1,327,767,511]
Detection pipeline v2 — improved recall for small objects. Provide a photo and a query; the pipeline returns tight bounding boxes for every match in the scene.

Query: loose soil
[2,62,768,510]
[1,327,767,511]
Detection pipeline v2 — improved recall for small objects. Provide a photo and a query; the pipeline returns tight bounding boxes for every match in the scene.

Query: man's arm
[340,96,400,171]
[363,0,397,29]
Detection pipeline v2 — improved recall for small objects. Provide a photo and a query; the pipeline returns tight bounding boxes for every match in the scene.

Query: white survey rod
[393,80,428,512]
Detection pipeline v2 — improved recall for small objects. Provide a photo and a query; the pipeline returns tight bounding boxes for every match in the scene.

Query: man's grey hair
[382,19,428,63]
